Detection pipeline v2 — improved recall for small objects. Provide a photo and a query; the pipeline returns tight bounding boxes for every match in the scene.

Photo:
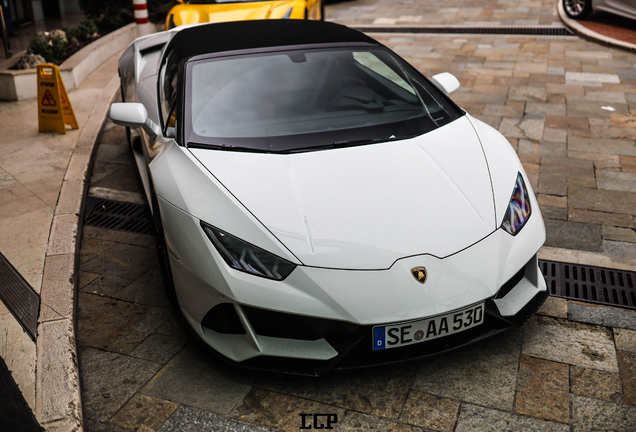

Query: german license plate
[372,302,484,350]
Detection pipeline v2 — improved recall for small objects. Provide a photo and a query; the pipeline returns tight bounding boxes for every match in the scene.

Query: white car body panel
[158,189,544,325]
[595,0,636,19]
[190,116,497,270]
[112,23,547,369]
[151,142,301,263]
[160,188,545,362]
[466,114,530,224]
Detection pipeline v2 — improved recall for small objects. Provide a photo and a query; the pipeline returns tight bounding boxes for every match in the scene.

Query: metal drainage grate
[539,260,636,309]
[0,252,39,340]
[84,198,153,235]
[354,26,574,36]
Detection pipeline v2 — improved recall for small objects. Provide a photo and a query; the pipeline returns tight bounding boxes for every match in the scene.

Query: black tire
[119,83,132,147]
[563,0,592,19]
[149,180,178,307]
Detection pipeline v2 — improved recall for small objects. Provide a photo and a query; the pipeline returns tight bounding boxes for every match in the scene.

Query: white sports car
[563,0,636,20]
[110,20,547,375]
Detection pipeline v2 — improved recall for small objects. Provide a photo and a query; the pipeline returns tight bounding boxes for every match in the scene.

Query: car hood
[171,1,298,24]
[189,116,497,270]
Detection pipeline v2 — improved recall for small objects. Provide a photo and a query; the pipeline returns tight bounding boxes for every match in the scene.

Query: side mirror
[431,72,460,95]
[109,103,161,141]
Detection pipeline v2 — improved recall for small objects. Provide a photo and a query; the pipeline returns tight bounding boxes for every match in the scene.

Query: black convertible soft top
[164,19,378,63]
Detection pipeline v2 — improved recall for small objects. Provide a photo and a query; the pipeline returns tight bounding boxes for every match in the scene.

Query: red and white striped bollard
[133,0,153,37]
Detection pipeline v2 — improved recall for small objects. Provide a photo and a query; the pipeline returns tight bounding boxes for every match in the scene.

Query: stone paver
[400,391,460,432]
[544,219,602,252]
[160,405,274,432]
[80,347,162,422]
[255,363,417,419]
[77,292,172,355]
[522,315,619,372]
[236,389,347,431]
[514,356,569,423]
[142,345,255,415]
[618,351,636,406]
[570,366,623,402]
[455,404,569,432]
[569,301,636,331]
[615,328,636,353]
[110,394,178,431]
[412,330,521,411]
[571,394,636,431]
[536,295,567,318]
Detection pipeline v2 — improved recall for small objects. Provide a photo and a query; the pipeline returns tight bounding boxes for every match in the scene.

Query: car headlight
[501,172,531,236]
[201,222,296,280]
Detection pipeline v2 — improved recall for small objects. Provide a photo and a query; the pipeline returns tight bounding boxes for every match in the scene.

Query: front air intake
[201,303,245,334]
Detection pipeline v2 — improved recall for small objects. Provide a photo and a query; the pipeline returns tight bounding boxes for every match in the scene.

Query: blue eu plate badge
[373,326,385,350]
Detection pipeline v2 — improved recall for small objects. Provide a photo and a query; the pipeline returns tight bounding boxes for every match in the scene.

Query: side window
[159,49,179,135]
[353,52,415,94]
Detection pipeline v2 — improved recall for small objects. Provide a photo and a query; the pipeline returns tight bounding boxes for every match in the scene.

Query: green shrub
[63,18,99,44]
[79,0,177,26]
[27,33,69,64]
[148,0,179,24]
[27,0,180,65]
[79,0,131,19]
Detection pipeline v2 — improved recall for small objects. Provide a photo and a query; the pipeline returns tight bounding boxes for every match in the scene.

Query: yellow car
[165,0,324,29]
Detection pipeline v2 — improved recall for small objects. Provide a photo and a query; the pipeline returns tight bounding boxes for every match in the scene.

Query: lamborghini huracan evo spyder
[110,20,548,375]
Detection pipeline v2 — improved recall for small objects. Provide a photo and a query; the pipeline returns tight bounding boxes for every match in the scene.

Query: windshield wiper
[187,142,272,153]
[285,137,392,153]
[188,135,419,154]
[286,136,418,153]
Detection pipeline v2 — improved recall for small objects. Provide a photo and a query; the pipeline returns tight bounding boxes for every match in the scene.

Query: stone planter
[0,23,138,101]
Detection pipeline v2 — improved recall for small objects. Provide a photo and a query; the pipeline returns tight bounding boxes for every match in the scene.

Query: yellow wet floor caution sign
[37,64,78,134]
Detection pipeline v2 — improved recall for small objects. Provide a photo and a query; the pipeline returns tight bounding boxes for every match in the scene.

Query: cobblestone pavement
[77,3,636,431]
[326,0,562,26]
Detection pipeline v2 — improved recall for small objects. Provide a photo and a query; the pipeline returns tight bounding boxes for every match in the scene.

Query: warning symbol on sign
[41,89,57,107]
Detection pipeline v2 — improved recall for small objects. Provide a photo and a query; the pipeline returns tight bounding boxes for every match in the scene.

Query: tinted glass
[159,48,180,133]
[184,47,463,152]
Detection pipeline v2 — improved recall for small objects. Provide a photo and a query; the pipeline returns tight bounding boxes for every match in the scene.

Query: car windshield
[183,46,463,152]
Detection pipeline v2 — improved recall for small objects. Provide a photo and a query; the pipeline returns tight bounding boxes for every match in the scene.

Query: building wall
[31,0,43,21]
[30,0,81,21]
[59,0,80,15]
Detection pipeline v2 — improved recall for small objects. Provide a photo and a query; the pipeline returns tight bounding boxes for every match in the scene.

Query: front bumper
[237,288,548,376]
[158,194,546,375]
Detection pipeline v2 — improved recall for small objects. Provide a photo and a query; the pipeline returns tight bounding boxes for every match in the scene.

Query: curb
[35,74,120,432]
[557,0,636,52]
